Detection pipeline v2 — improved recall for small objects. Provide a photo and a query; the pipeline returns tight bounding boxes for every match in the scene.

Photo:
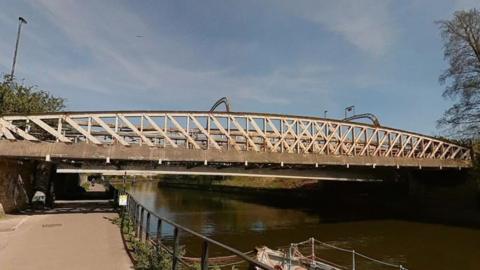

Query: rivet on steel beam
[45,154,51,162]
[106,157,110,164]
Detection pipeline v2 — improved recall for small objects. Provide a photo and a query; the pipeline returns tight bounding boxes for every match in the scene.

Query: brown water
[128,182,480,270]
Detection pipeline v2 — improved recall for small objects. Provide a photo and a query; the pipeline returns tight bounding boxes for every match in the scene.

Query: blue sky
[0,0,478,135]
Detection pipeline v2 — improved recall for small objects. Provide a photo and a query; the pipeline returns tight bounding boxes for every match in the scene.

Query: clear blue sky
[0,0,477,135]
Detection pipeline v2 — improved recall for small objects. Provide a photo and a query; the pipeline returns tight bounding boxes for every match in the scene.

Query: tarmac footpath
[0,201,133,270]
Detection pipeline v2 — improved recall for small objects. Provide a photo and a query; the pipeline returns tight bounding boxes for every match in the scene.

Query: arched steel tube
[343,113,381,127]
[210,97,231,112]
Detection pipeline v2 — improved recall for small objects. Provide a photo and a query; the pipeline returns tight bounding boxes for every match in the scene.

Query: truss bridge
[0,111,472,179]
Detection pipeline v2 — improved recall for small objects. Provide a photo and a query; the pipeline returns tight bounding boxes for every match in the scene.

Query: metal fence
[120,191,273,270]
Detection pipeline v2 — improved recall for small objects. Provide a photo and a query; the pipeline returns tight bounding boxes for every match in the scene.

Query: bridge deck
[0,111,472,169]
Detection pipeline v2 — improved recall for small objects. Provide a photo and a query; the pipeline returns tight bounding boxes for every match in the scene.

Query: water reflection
[129,182,480,269]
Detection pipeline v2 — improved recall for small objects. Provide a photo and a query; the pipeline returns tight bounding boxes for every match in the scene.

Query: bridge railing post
[352,250,356,270]
[132,200,137,228]
[172,227,179,270]
[145,212,151,242]
[128,196,133,220]
[139,207,144,242]
[134,205,140,238]
[156,217,163,259]
[156,218,162,245]
[201,240,209,270]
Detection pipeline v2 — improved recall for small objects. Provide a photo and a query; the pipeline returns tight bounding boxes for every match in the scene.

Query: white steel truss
[0,111,471,162]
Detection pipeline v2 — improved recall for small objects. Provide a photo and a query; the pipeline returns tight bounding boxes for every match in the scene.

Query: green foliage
[80,182,90,191]
[119,212,178,270]
[0,75,65,114]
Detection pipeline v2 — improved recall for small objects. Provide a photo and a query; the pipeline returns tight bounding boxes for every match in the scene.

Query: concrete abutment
[0,158,56,215]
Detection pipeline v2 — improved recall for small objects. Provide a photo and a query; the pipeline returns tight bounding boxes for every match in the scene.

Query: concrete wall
[0,159,36,215]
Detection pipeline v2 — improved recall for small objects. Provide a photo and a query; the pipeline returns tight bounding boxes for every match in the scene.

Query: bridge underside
[0,141,469,168]
[56,167,387,181]
[0,140,468,181]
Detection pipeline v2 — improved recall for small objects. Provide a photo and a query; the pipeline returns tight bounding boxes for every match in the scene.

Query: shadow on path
[18,200,117,215]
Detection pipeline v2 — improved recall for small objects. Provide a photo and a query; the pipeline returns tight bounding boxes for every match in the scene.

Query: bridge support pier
[0,159,38,214]
[0,158,59,214]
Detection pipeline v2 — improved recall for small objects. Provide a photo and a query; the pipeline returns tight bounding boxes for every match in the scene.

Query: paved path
[0,202,132,270]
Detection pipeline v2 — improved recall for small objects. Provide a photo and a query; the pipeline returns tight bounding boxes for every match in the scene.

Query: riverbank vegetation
[114,212,176,270]
[156,175,316,190]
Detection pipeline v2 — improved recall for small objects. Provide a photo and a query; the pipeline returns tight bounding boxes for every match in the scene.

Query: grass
[80,181,90,191]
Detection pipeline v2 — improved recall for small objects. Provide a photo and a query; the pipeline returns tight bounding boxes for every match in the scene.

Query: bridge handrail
[0,110,468,146]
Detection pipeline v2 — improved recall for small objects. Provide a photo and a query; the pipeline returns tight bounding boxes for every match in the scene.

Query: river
[128,182,480,270]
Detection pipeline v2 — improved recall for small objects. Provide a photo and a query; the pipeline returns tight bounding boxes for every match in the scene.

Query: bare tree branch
[437,9,480,139]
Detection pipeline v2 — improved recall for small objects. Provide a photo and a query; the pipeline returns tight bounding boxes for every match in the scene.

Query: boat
[255,238,408,270]
[256,245,345,270]
[180,237,407,270]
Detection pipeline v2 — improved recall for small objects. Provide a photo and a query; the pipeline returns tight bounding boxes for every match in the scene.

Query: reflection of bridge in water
[0,111,472,180]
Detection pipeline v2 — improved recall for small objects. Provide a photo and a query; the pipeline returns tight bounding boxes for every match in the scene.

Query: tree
[0,75,65,114]
[437,8,480,139]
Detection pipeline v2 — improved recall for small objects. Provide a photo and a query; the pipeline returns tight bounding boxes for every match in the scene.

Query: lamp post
[344,105,355,118]
[10,17,28,81]
[324,110,328,118]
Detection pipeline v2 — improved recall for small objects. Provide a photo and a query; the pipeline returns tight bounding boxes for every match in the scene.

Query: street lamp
[324,110,328,118]
[344,105,355,118]
[10,16,28,81]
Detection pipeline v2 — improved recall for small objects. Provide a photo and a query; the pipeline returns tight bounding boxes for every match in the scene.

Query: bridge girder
[0,111,472,169]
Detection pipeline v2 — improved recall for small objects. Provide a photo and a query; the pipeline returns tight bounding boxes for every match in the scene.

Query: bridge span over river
[0,111,472,180]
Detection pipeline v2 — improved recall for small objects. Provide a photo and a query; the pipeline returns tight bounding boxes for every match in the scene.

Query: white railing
[0,111,471,162]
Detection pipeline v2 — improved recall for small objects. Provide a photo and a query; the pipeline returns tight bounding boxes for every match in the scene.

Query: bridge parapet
[0,111,472,168]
